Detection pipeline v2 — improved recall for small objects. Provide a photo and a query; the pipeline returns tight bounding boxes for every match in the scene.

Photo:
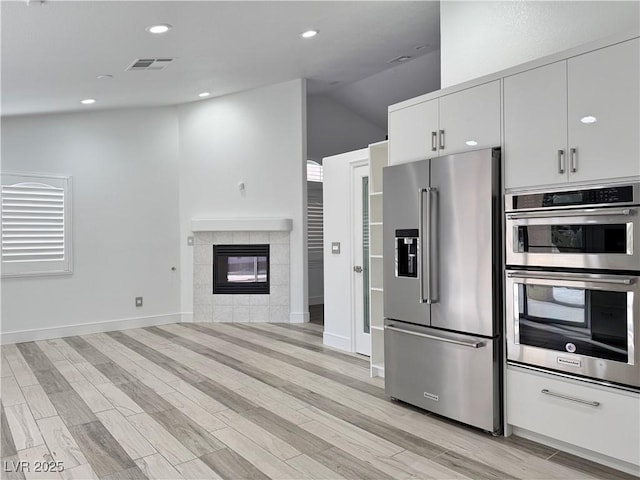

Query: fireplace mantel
[191,218,292,232]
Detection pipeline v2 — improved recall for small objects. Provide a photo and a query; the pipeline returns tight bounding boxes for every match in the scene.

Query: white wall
[1,108,181,342]
[441,1,640,87]
[307,95,385,164]
[177,79,308,323]
[322,148,368,351]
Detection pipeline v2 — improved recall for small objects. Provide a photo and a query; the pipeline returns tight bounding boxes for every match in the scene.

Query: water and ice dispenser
[395,229,419,277]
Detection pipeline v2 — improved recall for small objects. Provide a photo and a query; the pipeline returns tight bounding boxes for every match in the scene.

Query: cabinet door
[568,38,640,183]
[439,80,501,156]
[388,99,438,165]
[504,61,568,189]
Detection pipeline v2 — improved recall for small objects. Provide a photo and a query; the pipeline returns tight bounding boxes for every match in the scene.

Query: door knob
[353,266,363,273]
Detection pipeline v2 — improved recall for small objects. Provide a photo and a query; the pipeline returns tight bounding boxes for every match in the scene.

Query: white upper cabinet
[568,38,640,184]
[389,81,501,165]
[439,80,501,155]
[388,99,438,165]
[504,62,568,189]
[505,38,640,190]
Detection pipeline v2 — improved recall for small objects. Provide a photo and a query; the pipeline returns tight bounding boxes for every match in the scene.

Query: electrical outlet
[135,297,143,307]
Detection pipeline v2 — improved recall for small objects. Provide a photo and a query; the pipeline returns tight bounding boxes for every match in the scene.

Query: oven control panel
[510,184,635,210]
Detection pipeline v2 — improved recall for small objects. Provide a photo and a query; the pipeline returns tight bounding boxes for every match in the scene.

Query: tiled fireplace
[192,219,291,323]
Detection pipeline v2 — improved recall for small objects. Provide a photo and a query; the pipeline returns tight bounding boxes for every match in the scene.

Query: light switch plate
[187,236,194,246]
[331,242,341,254]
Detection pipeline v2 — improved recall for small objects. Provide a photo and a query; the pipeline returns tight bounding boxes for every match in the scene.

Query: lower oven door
[506,270,640,388]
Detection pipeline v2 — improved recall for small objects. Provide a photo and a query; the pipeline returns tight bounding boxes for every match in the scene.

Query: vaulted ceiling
[2,1,440,121]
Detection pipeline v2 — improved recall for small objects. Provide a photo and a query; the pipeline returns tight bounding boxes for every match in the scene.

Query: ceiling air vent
[127,58,175,71]
[387,55,412,64]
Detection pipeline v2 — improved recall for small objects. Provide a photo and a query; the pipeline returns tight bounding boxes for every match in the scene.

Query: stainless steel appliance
[505,183,640,389]
[505,183,640,271]
[383,148,502,434]
[505,270,639,388]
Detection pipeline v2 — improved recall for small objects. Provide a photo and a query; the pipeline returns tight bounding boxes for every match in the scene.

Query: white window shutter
[1,174,72,276]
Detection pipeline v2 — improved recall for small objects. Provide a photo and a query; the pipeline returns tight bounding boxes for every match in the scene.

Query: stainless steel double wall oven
[505,183,640,389]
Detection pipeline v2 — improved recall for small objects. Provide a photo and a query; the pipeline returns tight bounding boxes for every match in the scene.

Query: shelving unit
[368,140,388,378]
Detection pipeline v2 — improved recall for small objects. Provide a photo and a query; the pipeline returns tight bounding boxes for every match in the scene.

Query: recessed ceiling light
[198,92,211,98]
[580,115,597,124]
[465,140,478,146]
[301,30,318,38]
[81,98,96,105]
[146,24,172,34]
[97,74,113,80]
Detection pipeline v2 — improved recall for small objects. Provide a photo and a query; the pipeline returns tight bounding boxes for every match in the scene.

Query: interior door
[353,164,371,355]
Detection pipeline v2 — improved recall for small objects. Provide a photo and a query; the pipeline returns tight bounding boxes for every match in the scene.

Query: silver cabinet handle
[507,270,636,285]
[570,147,577,173]
[418,188,427,304]
[431,131,438,151]
[385,325,484,348]
[439,130,445,150]
[558,149,565,174]
[541,389,600,407]
[506,207,634,220]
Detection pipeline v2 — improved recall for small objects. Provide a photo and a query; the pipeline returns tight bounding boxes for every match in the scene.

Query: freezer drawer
[384,320,501,433]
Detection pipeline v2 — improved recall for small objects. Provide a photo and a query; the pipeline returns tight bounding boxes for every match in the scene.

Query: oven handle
[506,207,634,220]
[541,389,600,407]
[507,271,636,285]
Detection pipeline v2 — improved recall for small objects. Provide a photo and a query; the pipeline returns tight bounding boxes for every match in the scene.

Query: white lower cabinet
[507,367,640,467]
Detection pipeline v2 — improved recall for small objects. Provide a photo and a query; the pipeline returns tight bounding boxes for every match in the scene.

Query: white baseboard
[371,364,385,378]
[0,313,181,345]
[309,295,324,305]
[323,331,352,352]
[511,427,639,476]
[180,312,194,323]
[289,312,310,324]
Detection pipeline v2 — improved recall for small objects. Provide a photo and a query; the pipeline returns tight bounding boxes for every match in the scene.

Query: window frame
[1,172,73,278]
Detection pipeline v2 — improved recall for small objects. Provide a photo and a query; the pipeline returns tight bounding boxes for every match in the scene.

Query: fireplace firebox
[213,244,270,294]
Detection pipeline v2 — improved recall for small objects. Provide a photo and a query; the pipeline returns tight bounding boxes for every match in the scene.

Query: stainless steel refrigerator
[383,147,502,434]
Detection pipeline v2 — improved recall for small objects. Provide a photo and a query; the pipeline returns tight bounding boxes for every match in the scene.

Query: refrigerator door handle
[418,187,428,303]
[426,187,438,304]
[385,325,485,348]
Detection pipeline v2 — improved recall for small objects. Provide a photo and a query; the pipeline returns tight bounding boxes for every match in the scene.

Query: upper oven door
[505,270,640,388]
[505,207,639,271]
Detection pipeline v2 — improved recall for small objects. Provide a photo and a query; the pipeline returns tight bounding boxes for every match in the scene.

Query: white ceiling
[1,0,440,117]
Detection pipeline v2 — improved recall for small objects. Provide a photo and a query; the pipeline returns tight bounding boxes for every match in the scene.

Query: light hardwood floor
[0,322,634,480]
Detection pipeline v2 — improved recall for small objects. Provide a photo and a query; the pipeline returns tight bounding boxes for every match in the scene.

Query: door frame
[350,159,370,355]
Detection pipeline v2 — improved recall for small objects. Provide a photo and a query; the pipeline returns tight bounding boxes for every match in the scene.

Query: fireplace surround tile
[232,231,250,244]
[270,244,289,265]
[269,232,289,244]
[212,305,234,323]
[249,295,270,306]
[212,232,232,244]
[193,230,290,323]
[232,306,251,323]
[232,295,252,306]
[194,232,213,245]
[249,232,270,244]
[250,306,270,323]
[270,264,289,286]
[194,245,212,265]
[269,306,289,323]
